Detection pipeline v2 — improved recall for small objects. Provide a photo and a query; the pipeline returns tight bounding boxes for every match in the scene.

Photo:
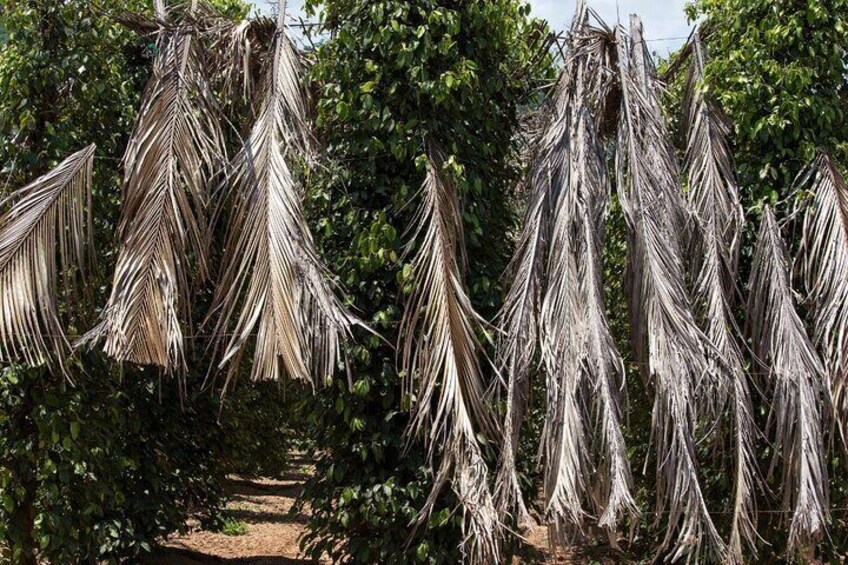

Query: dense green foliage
[688,0,848,204]
[0,364,226,563]
[295,0,552,562]
[0,363,298,563]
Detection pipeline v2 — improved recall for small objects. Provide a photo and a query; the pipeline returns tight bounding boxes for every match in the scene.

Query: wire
[645,35,690,43]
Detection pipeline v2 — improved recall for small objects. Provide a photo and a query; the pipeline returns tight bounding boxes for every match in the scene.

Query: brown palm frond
[111,11,161,38]
[0,145,95,371]
[538,97,590,530]
[798,154,848,448]
[748,206,829,557]
[493,167,547,530]
[580,207,637,533]
[615,16,725,563]
[83,0,225,373]
[496,0,635,542]
[208,0,357,389]
[540,99,633,543]
[400,143,501,564]
[681,31,758,562]
[577,92,637,530]
[207,14,277,113]
[683,31,743,287]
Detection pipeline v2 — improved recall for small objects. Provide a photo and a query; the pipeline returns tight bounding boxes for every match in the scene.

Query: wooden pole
[279,0,287,29]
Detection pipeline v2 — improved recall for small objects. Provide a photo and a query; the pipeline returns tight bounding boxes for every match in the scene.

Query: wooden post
[279,0,287,29]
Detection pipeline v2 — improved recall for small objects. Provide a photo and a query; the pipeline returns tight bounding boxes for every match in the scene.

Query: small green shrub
[220,518,249,537]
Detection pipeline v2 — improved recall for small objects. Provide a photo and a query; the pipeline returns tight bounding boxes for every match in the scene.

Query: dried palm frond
[681,31,758,562]
[0,145,95,371]
[83,0,225,374]
[615,16,725,563]
[539,106,590,530]
[682,31,743,289]
[541,96,634,544]
[493,167,547,530]
[208,0,357,388]
[113,1,274,117]
[748,206,829,557]
[496,0,635,542]
[580,206,637,533]
[400,143,500,565]
[207,14,277,114]
[798,154,848,447]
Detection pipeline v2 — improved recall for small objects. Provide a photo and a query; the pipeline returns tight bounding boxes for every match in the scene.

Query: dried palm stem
[615,16,725,563]
[798,154,848,448]
[748,206,829,557]
[681,31,758,562]
[84,0,224,374]
[400,143,500,565]
[0,145,95,371]
[208,0,357,388]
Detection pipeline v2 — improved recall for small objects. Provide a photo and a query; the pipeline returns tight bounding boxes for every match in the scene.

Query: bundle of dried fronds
[495,0,635,545]
[748,206,829,557]
[0,146,95,371]
[205,12,277,115]
[615,16,725,563]
[208,0,358,388]
[400,143,501,564]
[84,0,225,374]
[798,154,848,448]
[681,31,758,563]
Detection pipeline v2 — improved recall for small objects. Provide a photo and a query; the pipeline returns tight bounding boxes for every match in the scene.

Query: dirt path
[148,460,318,565]
[146,460,610,564]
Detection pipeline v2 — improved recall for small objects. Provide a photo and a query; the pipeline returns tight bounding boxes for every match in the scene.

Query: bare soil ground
[146,460,621,564]
[147,460,318,565]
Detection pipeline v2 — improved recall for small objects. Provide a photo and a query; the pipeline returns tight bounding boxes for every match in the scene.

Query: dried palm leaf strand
[748,206,829,558]
[400,143,501,565]
[209,0,357,388]
[0,145,95,371]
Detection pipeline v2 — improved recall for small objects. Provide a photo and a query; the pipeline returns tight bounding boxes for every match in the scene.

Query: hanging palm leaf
[615,16,725,563]
[208,0,358,388]
[496,1,635,543]
[540,72,635,546]
[493,163,547,530]
[0,145,95,370]
[681,31,758,562]
[580,204,637,534]
[400,143,501,565]
[83,0,225,374]
[212,16,277,112]
[798,154,848,448]
[748,206,829,557]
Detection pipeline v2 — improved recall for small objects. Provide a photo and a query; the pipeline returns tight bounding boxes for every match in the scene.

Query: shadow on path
[146,546,313,565]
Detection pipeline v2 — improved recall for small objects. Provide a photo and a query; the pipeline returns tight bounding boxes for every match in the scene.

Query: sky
[250,0,693,52]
